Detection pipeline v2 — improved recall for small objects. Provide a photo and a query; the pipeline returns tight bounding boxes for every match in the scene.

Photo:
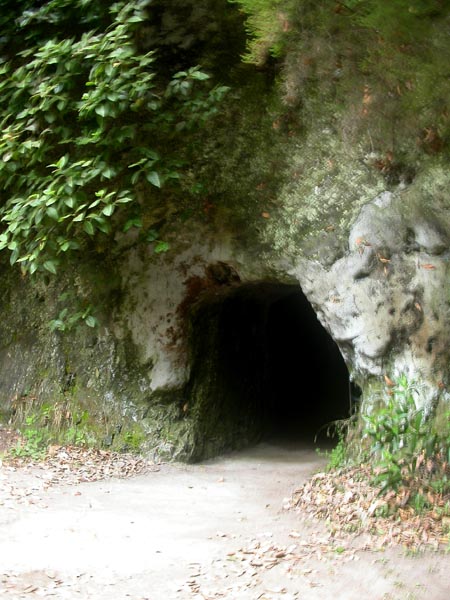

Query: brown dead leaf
[216,531,228,538]
[261,212,270,219]
[362,85,372,106]
[384,374,395,387]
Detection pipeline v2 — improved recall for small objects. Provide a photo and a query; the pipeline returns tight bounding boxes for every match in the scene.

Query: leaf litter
[0,435,159,598]
[2,425,450,598]
[178,463,450,598]
[288,465,450,551]
[2,444,158,486]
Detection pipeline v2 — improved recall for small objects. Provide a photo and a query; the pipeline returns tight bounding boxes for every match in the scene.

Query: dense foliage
[321,375,450,521]
[0,0,229,275]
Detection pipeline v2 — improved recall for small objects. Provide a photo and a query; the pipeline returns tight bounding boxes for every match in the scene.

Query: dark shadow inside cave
[186,281,351,459]
[261,287,350,444]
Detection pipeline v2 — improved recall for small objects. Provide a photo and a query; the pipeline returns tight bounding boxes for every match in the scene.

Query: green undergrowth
[5,395,146,460]
[322,375,450,517]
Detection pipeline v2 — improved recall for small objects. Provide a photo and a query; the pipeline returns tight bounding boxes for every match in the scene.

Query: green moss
[261,133,386,261]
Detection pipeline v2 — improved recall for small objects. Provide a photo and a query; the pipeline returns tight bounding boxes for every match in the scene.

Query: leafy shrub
[362,375,449,497]
[0,0,228,277]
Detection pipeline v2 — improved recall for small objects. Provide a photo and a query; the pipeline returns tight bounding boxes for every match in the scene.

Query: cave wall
[288,170,450,412]
[1,3,450,460]
[1,165,449,459]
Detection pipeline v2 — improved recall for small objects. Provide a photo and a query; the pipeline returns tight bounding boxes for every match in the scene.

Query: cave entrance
[186,281,351,459]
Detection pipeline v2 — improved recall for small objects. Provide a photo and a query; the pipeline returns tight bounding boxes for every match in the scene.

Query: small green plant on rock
[316,416,358,471]
[10,415,47,460]
[7,393,148,460]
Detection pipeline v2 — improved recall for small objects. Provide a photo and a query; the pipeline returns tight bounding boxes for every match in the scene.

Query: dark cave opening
[262,288,350,443]
[187,281,351,458]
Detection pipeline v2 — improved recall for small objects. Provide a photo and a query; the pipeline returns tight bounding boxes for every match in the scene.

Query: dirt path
[1,441,450,600]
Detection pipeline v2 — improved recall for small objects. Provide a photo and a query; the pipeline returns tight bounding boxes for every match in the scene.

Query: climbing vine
[0,0,228,275]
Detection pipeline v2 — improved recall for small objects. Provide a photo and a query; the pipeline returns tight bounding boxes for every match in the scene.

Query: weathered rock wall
[290,167,450,412]
[1,155,449,459]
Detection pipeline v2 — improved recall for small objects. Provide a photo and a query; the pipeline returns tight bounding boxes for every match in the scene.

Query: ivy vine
[0,0,229,276]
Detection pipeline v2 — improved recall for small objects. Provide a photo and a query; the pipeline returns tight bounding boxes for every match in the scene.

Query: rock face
[1,160,448,460]
[293,170,450,412]
[1,0,450,459]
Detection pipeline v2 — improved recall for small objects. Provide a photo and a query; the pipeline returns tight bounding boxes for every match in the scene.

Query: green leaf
[95,105,109,118]
[127,15,144,23]
[116,196,133,204]
[102,167,115,179]
[46,206,59,220]
[146,171,161,188]
[83,220,95,235]
[128,158,147,169]
[49,319,65,332]
[85,315,98,328]
[56,154,69,169]
[93,217,110,233]
[154,240,170,253]
[146,228,158,242]
[123,217,142,232]
[43,260,57,274]
[9,249,20,265]
[189,70,210,81]
[102,204,115,216]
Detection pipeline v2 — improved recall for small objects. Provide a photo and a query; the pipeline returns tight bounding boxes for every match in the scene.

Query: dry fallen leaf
[384,374,395,387]
[289,531,301,538]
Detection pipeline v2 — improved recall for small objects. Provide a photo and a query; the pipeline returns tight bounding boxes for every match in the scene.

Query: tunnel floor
[187,281,352,458]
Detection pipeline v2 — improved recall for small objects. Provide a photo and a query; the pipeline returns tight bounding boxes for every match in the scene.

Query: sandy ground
[1,440,450,600]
